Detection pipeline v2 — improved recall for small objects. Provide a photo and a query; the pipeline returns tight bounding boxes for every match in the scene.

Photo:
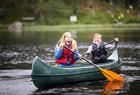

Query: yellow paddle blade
[99,68,124,81]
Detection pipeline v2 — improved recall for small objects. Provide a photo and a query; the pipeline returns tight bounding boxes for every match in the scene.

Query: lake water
[0,30,140,95]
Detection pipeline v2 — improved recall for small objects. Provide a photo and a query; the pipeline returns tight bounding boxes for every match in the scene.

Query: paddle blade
[99,68,124,81]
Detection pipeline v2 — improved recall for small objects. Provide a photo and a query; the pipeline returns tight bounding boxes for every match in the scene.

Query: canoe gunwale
[31,59,121,77]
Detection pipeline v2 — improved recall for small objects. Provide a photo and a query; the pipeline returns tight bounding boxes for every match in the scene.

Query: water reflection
[32,81,103,95]
[0,45,54,64]
[31,80,129,95]
[103,81,126,95]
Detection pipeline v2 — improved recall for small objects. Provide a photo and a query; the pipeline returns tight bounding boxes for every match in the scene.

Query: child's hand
[114,37,119,42]
[78,54,82,59]
[59,42,64,48]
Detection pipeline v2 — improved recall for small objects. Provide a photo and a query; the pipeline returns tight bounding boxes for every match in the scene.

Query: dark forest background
[0,0,140,25]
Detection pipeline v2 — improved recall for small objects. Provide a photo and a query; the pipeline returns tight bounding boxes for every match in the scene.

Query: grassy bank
[23,24,140,32]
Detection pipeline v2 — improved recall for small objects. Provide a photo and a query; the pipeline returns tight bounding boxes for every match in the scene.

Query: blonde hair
[93,33,102,38]
[56,32,77,51]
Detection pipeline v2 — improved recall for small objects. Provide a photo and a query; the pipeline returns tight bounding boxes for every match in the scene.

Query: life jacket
[91,42,107,58]
[55,46,75,64]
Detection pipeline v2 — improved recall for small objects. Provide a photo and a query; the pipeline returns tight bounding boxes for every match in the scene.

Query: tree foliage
[0,0,140,24]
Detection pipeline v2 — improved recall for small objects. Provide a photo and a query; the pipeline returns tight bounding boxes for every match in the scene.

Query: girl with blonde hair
[55,32,81,66]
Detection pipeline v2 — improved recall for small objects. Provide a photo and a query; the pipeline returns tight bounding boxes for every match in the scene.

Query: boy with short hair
[84,33,119,64]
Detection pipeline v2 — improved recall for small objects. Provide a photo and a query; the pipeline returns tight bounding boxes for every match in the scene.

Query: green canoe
[31,48,121,89]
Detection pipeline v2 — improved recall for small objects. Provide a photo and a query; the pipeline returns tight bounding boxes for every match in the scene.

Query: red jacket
[55,47,75,64]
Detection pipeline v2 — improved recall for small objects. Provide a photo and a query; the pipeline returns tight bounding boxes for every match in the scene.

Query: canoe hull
[31,48,121,89]
[32,70,104,88]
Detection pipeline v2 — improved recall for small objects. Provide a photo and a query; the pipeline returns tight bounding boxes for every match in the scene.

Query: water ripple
[0,70,31,79]
[121,66,140,71]
[125,75,140,82]
[0,45,54,64]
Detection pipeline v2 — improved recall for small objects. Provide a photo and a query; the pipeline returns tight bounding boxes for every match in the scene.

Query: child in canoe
[84,33,119,64]
[55,32,82,66]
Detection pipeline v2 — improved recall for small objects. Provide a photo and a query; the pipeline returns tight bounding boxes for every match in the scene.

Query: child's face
[65,34,72,45]
[93,36,102,43]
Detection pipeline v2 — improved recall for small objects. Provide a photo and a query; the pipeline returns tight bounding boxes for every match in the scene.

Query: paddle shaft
[93,40,115,51]
[83,40,116,56]
[64,40,116,69]
[80,55,100,69]
[64,43,124,81]
[64,46,100,69]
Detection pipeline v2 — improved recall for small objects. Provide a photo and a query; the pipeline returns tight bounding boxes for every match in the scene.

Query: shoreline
[23,23,140,32]
[1,23,140,32]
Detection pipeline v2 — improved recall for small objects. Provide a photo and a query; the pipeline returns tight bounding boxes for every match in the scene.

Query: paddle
[64,41,124,81]
[82,40,116,56]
